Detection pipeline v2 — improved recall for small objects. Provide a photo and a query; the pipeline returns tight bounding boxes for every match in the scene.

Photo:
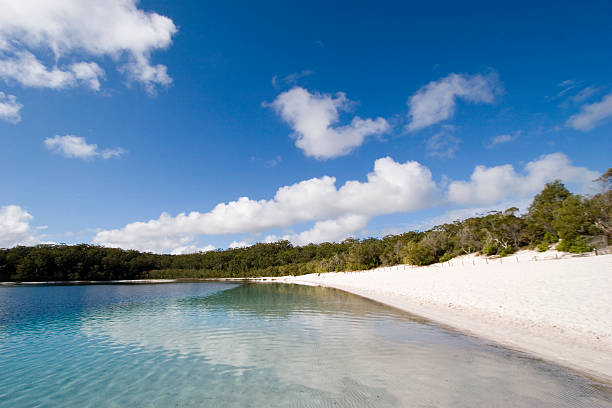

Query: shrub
[556,236,592,253]
[498,246,516,257]
[536,242,550,252]
[403,242,437,266]
[482,244,498,256]
[542,232,558,244]
[439,252,455,263]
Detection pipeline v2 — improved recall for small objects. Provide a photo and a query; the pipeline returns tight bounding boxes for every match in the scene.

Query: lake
[1,282,611,407]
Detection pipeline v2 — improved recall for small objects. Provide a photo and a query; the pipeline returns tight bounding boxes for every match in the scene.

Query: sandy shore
[256,250,612,382]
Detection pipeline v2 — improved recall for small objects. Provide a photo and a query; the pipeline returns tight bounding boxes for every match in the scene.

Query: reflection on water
[0,282,611,407]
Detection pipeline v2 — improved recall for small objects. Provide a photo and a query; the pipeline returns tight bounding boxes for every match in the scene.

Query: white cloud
[100,147,127,159]
[0,205,40,247]
[170,244,216,255]
[287,214,369,246]
[407,72,501,131]
[229,241,250,249]
[426,127,460,158]
[0,0,177,93]
[271,70,313,88]
[264,214,369,246]
[0,51,104,90]
[412,199,533,232]
[268,87,390,159]
[556,80,577,98]
[447,153,598,206]
[93,153,600,253]
[571,86,599,104]
[0,91,21,123]
[93,157,438,252]
[487,130,521,148]
[44,135,126,160]
[566,91,612,131]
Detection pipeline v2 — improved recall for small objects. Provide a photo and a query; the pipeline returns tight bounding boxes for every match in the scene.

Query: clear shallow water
[1,283,611,407]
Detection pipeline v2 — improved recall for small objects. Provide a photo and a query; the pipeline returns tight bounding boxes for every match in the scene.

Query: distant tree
[401,241,436,266]
[552,195,589,241]
[595,168,612,193]
[588,168,612,245]
[524,180,571,243]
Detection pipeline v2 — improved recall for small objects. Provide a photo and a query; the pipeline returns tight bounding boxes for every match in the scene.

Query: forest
[1,169,610,282]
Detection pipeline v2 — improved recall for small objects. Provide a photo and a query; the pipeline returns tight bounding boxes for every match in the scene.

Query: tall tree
[524,180,571,242]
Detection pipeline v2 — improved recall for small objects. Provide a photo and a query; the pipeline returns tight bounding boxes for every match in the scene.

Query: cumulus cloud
[447,153,598,206]
[44,135,126,160]
[170,244,216,255]
[268,87,390,159]
[93,157,438,252]
[286,214,369,246]
[0,51,105,90]
[407,72,501,131]
[263,214,369,246]
[0,91,21,123]
[0,0,177,93]
[228,241,250,249]
[92,153,599,253]
[566,91,612,131]
[0,205,40,247]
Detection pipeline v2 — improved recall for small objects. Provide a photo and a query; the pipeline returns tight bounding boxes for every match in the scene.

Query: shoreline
[252,250,612,383]
[0,279,179,286]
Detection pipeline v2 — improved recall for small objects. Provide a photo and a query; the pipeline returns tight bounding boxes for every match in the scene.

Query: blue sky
[1,0,611,253]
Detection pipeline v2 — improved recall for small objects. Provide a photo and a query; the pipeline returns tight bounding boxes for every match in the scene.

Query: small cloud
[101,147,127,159]
[267,86,389,159]
[487,130,521,148]
[0,205,40,247]
[557,79,577,98]
[557,83,601,108]
[571,86,600,104]
[229,240,249,249]
[426,126,460,159]
[314,40,325,48]
[271,70,313,89]
[566,91,612,131]
[283,70,313,85]
[0,91,22,124]
[406,71,502,132]
[44,135,126,160]
[265,155,282,168]
[170,244,216,255]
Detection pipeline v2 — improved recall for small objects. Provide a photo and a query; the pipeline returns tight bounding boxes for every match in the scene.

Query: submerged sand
[257,250,612,382]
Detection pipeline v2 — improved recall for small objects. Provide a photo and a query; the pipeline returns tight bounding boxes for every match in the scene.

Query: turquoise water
[1,283,611,407]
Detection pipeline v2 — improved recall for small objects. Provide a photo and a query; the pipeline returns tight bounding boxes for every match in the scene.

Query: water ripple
[0,282,611,407]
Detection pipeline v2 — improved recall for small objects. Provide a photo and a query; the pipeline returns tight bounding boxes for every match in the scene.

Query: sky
[1,0,611,253]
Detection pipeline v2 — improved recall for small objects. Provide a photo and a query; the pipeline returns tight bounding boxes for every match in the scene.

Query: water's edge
[239,278,612,386]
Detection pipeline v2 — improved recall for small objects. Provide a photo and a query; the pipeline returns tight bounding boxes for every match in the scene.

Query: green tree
[552,195,589,241]
[524,180,571,243]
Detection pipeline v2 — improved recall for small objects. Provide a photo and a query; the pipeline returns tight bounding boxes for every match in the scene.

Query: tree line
[1,169,610,282]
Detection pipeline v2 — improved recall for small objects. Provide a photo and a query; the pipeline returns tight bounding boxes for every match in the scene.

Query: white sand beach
[258,250,612,382]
